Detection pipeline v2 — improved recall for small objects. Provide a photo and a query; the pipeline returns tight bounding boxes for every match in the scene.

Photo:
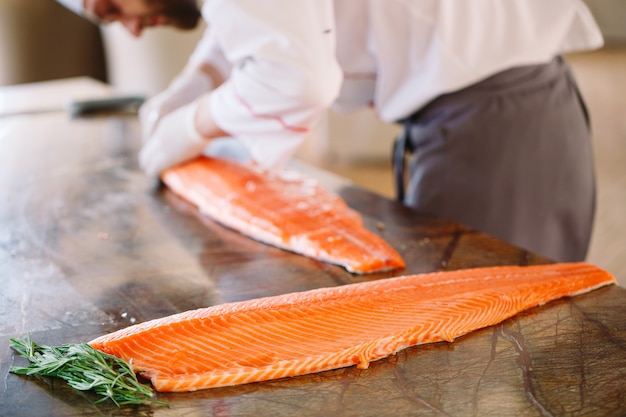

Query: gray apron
[393,56,595,262]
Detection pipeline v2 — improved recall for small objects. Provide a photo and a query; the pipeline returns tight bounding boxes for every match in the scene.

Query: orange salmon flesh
[89,262,616,392]
[161,157,405,274]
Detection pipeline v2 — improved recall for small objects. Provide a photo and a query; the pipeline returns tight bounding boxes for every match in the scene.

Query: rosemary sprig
[9,335,168,407]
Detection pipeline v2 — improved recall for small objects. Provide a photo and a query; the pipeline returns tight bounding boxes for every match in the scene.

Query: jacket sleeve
[200,0,343,168]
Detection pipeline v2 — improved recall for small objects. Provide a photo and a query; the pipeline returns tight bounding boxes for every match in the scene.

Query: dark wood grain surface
[1,79,625,417]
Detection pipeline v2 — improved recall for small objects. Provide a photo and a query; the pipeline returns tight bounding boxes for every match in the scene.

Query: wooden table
[1,78,625,416]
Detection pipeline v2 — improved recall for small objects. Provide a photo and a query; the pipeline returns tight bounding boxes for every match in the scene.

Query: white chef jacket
[191,0,603,166]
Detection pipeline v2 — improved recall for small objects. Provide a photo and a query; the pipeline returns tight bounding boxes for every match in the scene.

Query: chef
[57,0,603,264]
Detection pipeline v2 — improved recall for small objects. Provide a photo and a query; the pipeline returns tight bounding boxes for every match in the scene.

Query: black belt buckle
[392,121,414,202]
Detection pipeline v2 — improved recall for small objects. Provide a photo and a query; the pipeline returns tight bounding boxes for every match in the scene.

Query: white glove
[138,100,210,178]
[139,70,213,142]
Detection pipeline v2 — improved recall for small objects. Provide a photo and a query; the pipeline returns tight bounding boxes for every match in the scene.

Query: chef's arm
[138,28,231,140]
[137,29,232,178]
[139,0,342,177]
[194,91,228,139]
[203,0,342,168]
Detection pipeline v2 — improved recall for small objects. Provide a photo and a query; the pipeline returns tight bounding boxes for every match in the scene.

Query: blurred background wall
[99,23,205,98]
[584,0,626,43]
[0,0,106,86]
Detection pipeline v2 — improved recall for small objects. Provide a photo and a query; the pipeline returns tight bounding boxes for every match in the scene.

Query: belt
[392,120,413,203]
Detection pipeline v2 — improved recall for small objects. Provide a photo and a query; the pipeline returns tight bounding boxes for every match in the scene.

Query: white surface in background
[0,77,111,117]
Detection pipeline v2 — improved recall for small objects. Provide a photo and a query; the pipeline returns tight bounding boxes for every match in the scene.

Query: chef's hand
[139,100,210,178]
[139,70,213,142]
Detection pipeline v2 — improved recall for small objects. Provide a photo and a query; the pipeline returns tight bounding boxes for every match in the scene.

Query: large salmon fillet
[89,262,616,392]
[161,157,405,274]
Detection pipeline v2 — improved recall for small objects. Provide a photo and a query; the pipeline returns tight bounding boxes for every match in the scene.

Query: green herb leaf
[9,335,168,408]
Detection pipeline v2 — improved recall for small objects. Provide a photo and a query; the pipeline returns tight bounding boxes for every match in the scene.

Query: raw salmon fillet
[160,156,405,274]
[89,262,615,392]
